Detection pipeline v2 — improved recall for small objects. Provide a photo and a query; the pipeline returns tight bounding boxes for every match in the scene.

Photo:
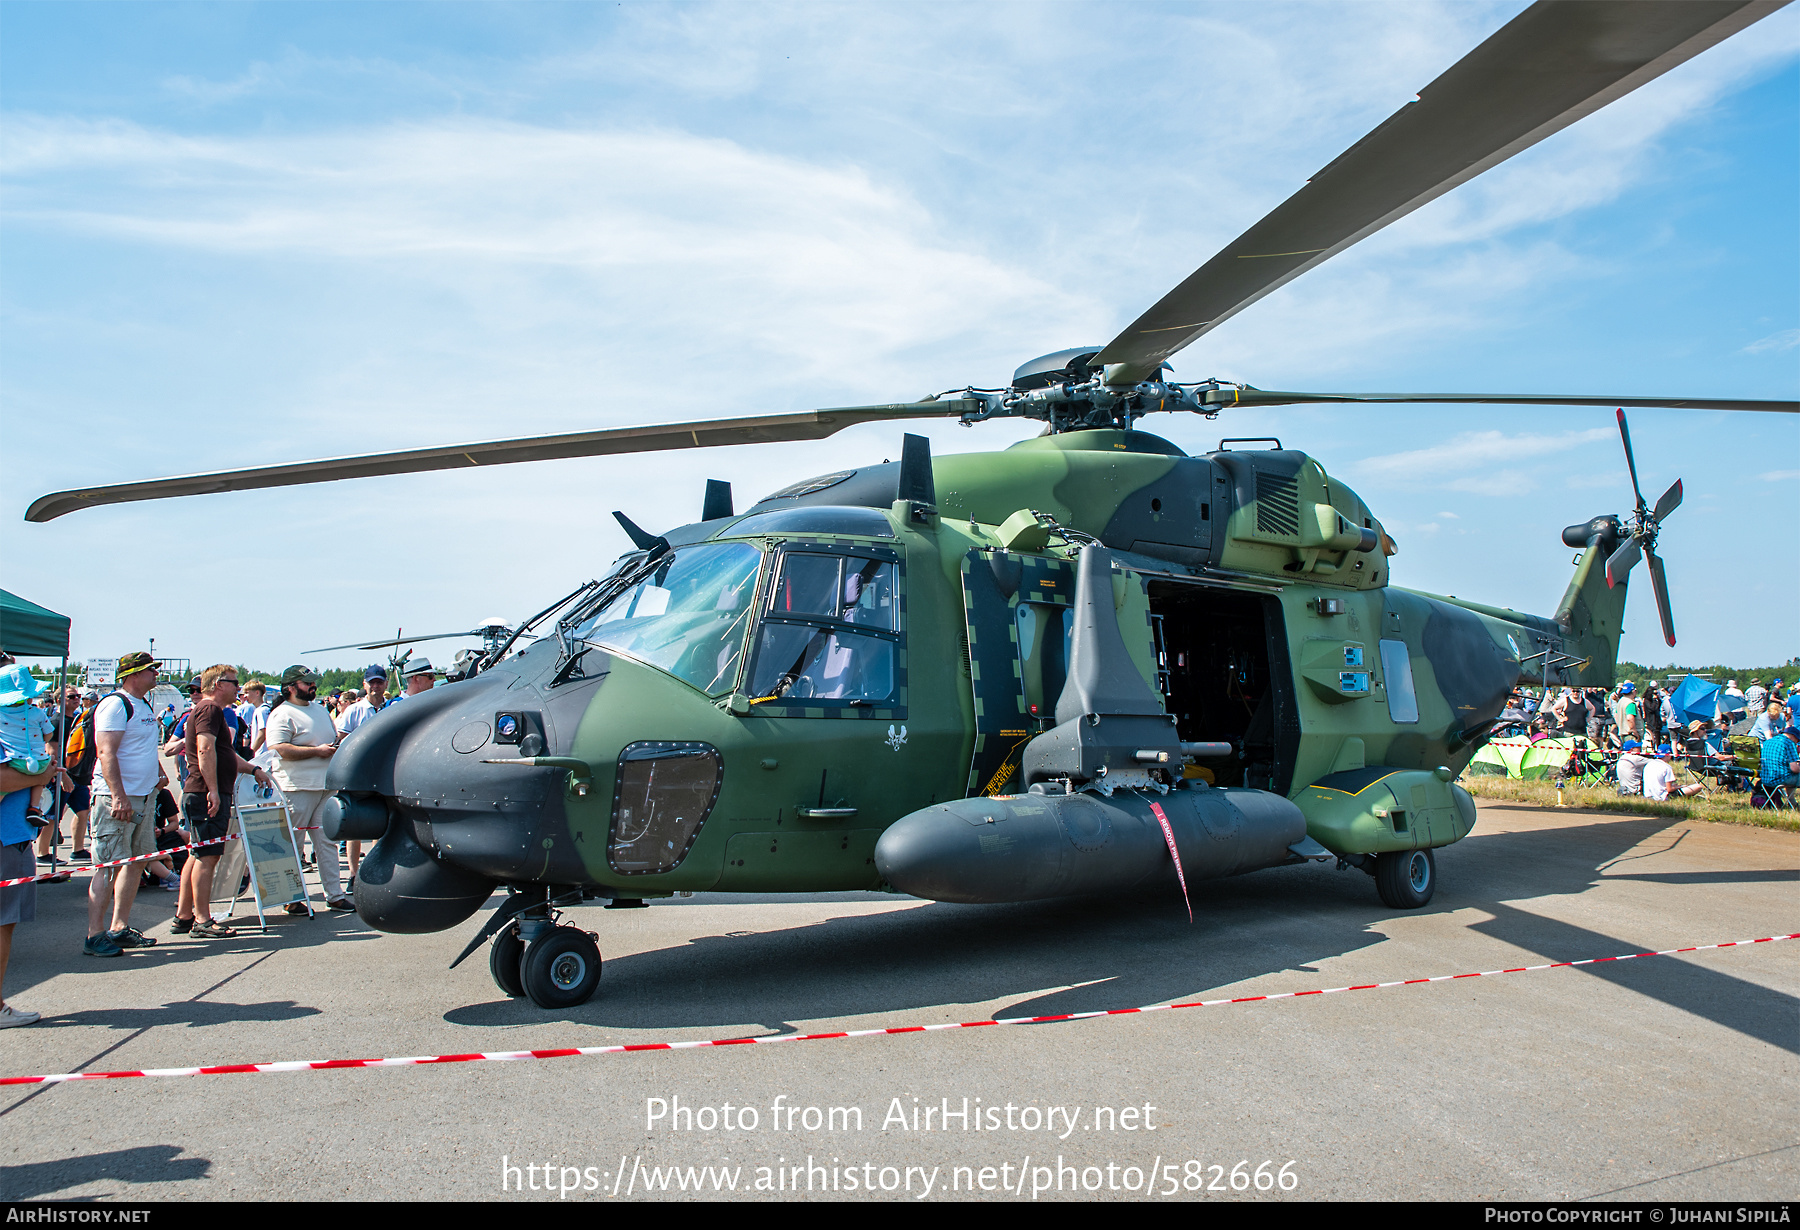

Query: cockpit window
[772,553,897,630]
[571,542,763,695]
[747,550,902,707]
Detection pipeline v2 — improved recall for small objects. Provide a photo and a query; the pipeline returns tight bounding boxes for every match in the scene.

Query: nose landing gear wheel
[1375,848,1436,909]
[521,925,603,1009]
[489,924,525,998]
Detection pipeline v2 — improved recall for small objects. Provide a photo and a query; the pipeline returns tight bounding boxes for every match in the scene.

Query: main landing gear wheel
[521,926,603,1009]
[1375,848,1436,909]
[489,924,525,998]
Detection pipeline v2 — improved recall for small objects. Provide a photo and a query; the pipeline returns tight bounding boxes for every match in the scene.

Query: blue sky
[3,1,1796,673]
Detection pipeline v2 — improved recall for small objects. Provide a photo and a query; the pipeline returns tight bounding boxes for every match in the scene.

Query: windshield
[571,542,763,695]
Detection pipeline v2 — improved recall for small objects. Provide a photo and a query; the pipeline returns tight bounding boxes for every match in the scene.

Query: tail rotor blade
[1616,409,1646,512]
[1653,478,1683,525]
[1647,550,1676,647]
[1605,536,1642,589]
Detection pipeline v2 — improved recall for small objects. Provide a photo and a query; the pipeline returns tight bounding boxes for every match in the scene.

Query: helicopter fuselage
[324,427,1617,932]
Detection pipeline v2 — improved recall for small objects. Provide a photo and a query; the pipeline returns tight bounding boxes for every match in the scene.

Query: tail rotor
[1602,409,1681,646]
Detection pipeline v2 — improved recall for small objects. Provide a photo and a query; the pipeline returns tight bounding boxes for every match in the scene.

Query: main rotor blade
[303,630,494,654]
[1652,478,1684,524]
[1617,409,1646,511]
[25,401,976,522]
[1605,536,1642,589]
[1647,549,1676,647]
[1094,1,1784,383]
[1199,389,1798,413]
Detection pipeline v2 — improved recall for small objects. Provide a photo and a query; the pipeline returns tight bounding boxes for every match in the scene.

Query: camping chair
[1561,737,1610,788]
[1676,745,1717,798]
[1752,779,1795,811]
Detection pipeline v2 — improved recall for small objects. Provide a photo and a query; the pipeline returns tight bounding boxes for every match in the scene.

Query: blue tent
[1668,675,1721,724]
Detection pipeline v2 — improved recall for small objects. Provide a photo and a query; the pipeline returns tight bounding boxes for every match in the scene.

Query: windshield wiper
[470,579,600,678]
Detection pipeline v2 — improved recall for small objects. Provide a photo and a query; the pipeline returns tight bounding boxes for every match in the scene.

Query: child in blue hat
[0,665,56,826]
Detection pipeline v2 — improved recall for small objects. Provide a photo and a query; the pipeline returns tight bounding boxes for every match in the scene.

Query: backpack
[70,692,136,786]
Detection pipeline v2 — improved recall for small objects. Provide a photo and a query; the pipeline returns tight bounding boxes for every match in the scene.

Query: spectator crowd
[0,650,439,1028]
[1494,675,1799,804]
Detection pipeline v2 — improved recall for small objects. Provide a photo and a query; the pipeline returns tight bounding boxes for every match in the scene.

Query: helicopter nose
[319,667,590,932]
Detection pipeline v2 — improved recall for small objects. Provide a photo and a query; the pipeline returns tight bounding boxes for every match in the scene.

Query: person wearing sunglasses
[173,664,271,940]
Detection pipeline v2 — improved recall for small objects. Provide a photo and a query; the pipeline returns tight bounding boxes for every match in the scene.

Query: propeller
[23,1,1793,524]
[1603,409,1682,646]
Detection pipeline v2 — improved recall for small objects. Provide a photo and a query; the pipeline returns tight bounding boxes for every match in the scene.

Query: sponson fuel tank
[873,783,1307,904]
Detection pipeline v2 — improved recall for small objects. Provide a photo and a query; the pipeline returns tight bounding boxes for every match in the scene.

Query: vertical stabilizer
[1554,516,1628,687]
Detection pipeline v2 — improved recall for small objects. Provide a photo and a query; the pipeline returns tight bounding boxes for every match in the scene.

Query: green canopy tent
[0,588,71,660]
[0,589,73,812]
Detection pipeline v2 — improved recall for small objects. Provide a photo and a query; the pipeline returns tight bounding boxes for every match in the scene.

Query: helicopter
[305,619,521,684]
[25,0,1799,1009]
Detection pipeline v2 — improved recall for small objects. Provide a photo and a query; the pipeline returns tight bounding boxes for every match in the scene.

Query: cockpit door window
[747,546,905,715]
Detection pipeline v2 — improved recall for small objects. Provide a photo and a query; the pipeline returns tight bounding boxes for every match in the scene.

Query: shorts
[0,841,37,925]
[181,791,231,848]
[92,792,158,863]
[61,781,91,814]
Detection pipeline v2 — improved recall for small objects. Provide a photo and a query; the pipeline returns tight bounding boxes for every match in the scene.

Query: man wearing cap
[1643,746,1704,800]
[1613,682,1642,746]
[85,652,168,958]
[335,666,391,737]
[265,666,353,912]
[1615,739,1649,797]
[390,657,436,702]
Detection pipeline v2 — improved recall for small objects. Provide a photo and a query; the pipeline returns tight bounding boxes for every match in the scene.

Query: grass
[1461,775,1800,833]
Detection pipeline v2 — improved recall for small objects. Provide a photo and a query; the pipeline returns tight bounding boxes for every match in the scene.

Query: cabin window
[1016,602,1072,722]
[1379,639,1420,724]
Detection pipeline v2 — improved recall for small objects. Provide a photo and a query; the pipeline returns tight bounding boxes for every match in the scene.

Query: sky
[2,0,1796,675]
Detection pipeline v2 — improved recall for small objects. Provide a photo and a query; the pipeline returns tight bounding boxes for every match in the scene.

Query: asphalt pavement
[0,798,1794,1202]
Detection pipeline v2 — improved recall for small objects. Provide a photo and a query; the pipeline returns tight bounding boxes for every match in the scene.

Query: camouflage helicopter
[27,1,1798,1008]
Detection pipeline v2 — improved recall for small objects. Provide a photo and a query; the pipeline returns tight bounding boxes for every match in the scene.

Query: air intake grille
[1255,473,1300,537]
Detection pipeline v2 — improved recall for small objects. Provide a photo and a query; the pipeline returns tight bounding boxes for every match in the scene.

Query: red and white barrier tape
[4,825,329,889]
[0,834,237,889]
[3,932,1791,1087]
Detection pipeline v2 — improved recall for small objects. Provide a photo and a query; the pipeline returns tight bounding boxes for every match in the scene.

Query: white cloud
[1761,469,1800,482]
[1743,329,1800,354]
[1350,427,1614,494]
[1,116,1104,398]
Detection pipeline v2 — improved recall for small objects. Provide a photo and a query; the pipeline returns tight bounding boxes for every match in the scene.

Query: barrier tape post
[2,932,1791,1088]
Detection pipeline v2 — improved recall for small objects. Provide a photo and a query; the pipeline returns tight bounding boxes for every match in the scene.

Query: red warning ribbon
[1146,799,1192,922]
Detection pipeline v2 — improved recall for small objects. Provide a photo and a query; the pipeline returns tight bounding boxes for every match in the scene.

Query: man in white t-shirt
[1642,746,1703,800]
[266,665,353,912]
[86,652,169,958]
[1614,740,1648,796]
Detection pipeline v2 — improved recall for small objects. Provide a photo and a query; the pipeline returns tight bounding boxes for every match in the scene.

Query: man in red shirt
[173,664,270,939]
